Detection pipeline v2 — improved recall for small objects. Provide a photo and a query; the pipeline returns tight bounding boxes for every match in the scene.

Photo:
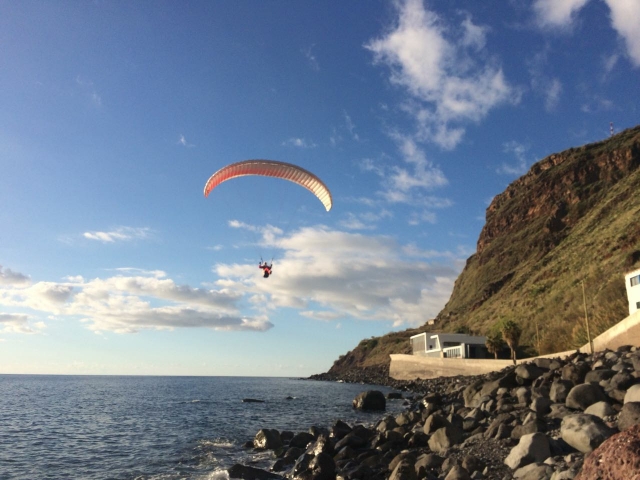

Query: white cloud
[0,221,465,333]
[0,266,30,286]
[300,310,343,321]
[365,0,518,149]
[603,0,640,66]
[0,269,271,334]
[282,138,317,148]
[532,0,591,28]
[0,313,41,334]
[532,0,640,67]
[213,225,462,326]
[83,226,152,243]
[460,14,488,50]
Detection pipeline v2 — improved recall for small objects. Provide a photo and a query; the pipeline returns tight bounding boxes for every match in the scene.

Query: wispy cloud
[75,75,102,108]
[178,134,195,148]
[365,0,518,149]
[282,137,317,148]
[356,137,451,224]
[302,44,320,71]
[528,50,563,111]
[83,226,152,243]
[498,140,533,176]
[386,133,447,192]
[338,210,393,231]
[300,310,343,321]
[532,0,590,29]
[343,111,360,141]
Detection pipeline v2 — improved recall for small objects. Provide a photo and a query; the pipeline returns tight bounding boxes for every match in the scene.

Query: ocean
[0,375,405,480]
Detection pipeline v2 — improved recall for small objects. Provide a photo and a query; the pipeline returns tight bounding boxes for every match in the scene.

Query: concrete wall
[579,310,640,353]
[390,310,640,381]
[389,355,513,381]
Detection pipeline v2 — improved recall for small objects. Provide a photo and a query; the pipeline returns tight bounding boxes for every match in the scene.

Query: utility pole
[610,122,614,137]
[582,280,593,354]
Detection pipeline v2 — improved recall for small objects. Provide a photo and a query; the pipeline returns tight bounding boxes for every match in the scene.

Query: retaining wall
[389,310,640,381]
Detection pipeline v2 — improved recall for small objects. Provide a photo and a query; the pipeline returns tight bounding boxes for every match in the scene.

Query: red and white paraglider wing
[203,160,332,211]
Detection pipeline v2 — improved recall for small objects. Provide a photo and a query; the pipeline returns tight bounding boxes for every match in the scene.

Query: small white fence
[443,345,463,358]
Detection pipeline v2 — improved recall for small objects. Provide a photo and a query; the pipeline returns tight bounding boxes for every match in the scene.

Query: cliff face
[437,126,640,352]
[324,126,640,377]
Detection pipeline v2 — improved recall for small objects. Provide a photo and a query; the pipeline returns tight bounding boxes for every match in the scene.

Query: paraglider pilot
[259,261,273,278]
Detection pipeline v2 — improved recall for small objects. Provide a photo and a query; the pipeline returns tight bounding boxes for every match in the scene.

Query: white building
[625,268,640,315]
[410,332,489,359]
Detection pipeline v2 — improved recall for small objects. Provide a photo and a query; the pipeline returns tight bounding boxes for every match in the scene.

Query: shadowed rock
[352,390,386,411]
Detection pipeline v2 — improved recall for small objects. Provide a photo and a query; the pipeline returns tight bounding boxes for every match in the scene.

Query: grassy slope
[326,126,640,375]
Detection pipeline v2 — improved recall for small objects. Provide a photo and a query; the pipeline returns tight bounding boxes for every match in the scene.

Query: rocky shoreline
[228,347,640,479]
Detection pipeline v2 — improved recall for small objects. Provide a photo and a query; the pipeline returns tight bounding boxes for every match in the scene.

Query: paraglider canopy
[203,159,333,211]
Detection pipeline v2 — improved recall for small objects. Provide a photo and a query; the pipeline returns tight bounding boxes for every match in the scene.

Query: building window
[631,275,640,287]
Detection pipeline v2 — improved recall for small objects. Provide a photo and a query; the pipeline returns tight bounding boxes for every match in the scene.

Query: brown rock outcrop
[575,424,640,479]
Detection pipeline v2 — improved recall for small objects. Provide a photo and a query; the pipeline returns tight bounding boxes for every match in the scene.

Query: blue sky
[1,0,639,376]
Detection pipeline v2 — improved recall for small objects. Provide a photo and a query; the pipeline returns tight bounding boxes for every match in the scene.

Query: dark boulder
[566,384,607,411]
[254,429,283,450]
[330,419,352,439]
[353,390,386,411]
[585,369,615,384]
[228,463,284,479]
[550,379,574,403]
[562,363,591,385]
[289,432,315,449]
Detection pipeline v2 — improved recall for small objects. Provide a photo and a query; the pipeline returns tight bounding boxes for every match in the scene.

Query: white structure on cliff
[626,268,640,315]
[410,333,489,359]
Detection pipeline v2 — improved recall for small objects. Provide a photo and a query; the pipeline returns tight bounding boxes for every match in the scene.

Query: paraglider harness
[259,258,273,278]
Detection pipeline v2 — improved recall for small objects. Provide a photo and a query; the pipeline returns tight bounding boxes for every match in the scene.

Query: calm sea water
[0,375,405,480]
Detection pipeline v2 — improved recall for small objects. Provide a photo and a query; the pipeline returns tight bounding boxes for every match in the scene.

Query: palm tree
[500,319,522,364]
[485,332,506,359]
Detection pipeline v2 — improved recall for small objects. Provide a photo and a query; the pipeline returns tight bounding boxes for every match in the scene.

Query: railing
[442,345,463,358]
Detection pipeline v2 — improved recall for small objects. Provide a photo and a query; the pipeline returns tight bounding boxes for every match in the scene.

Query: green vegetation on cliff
[326,126,640,376]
